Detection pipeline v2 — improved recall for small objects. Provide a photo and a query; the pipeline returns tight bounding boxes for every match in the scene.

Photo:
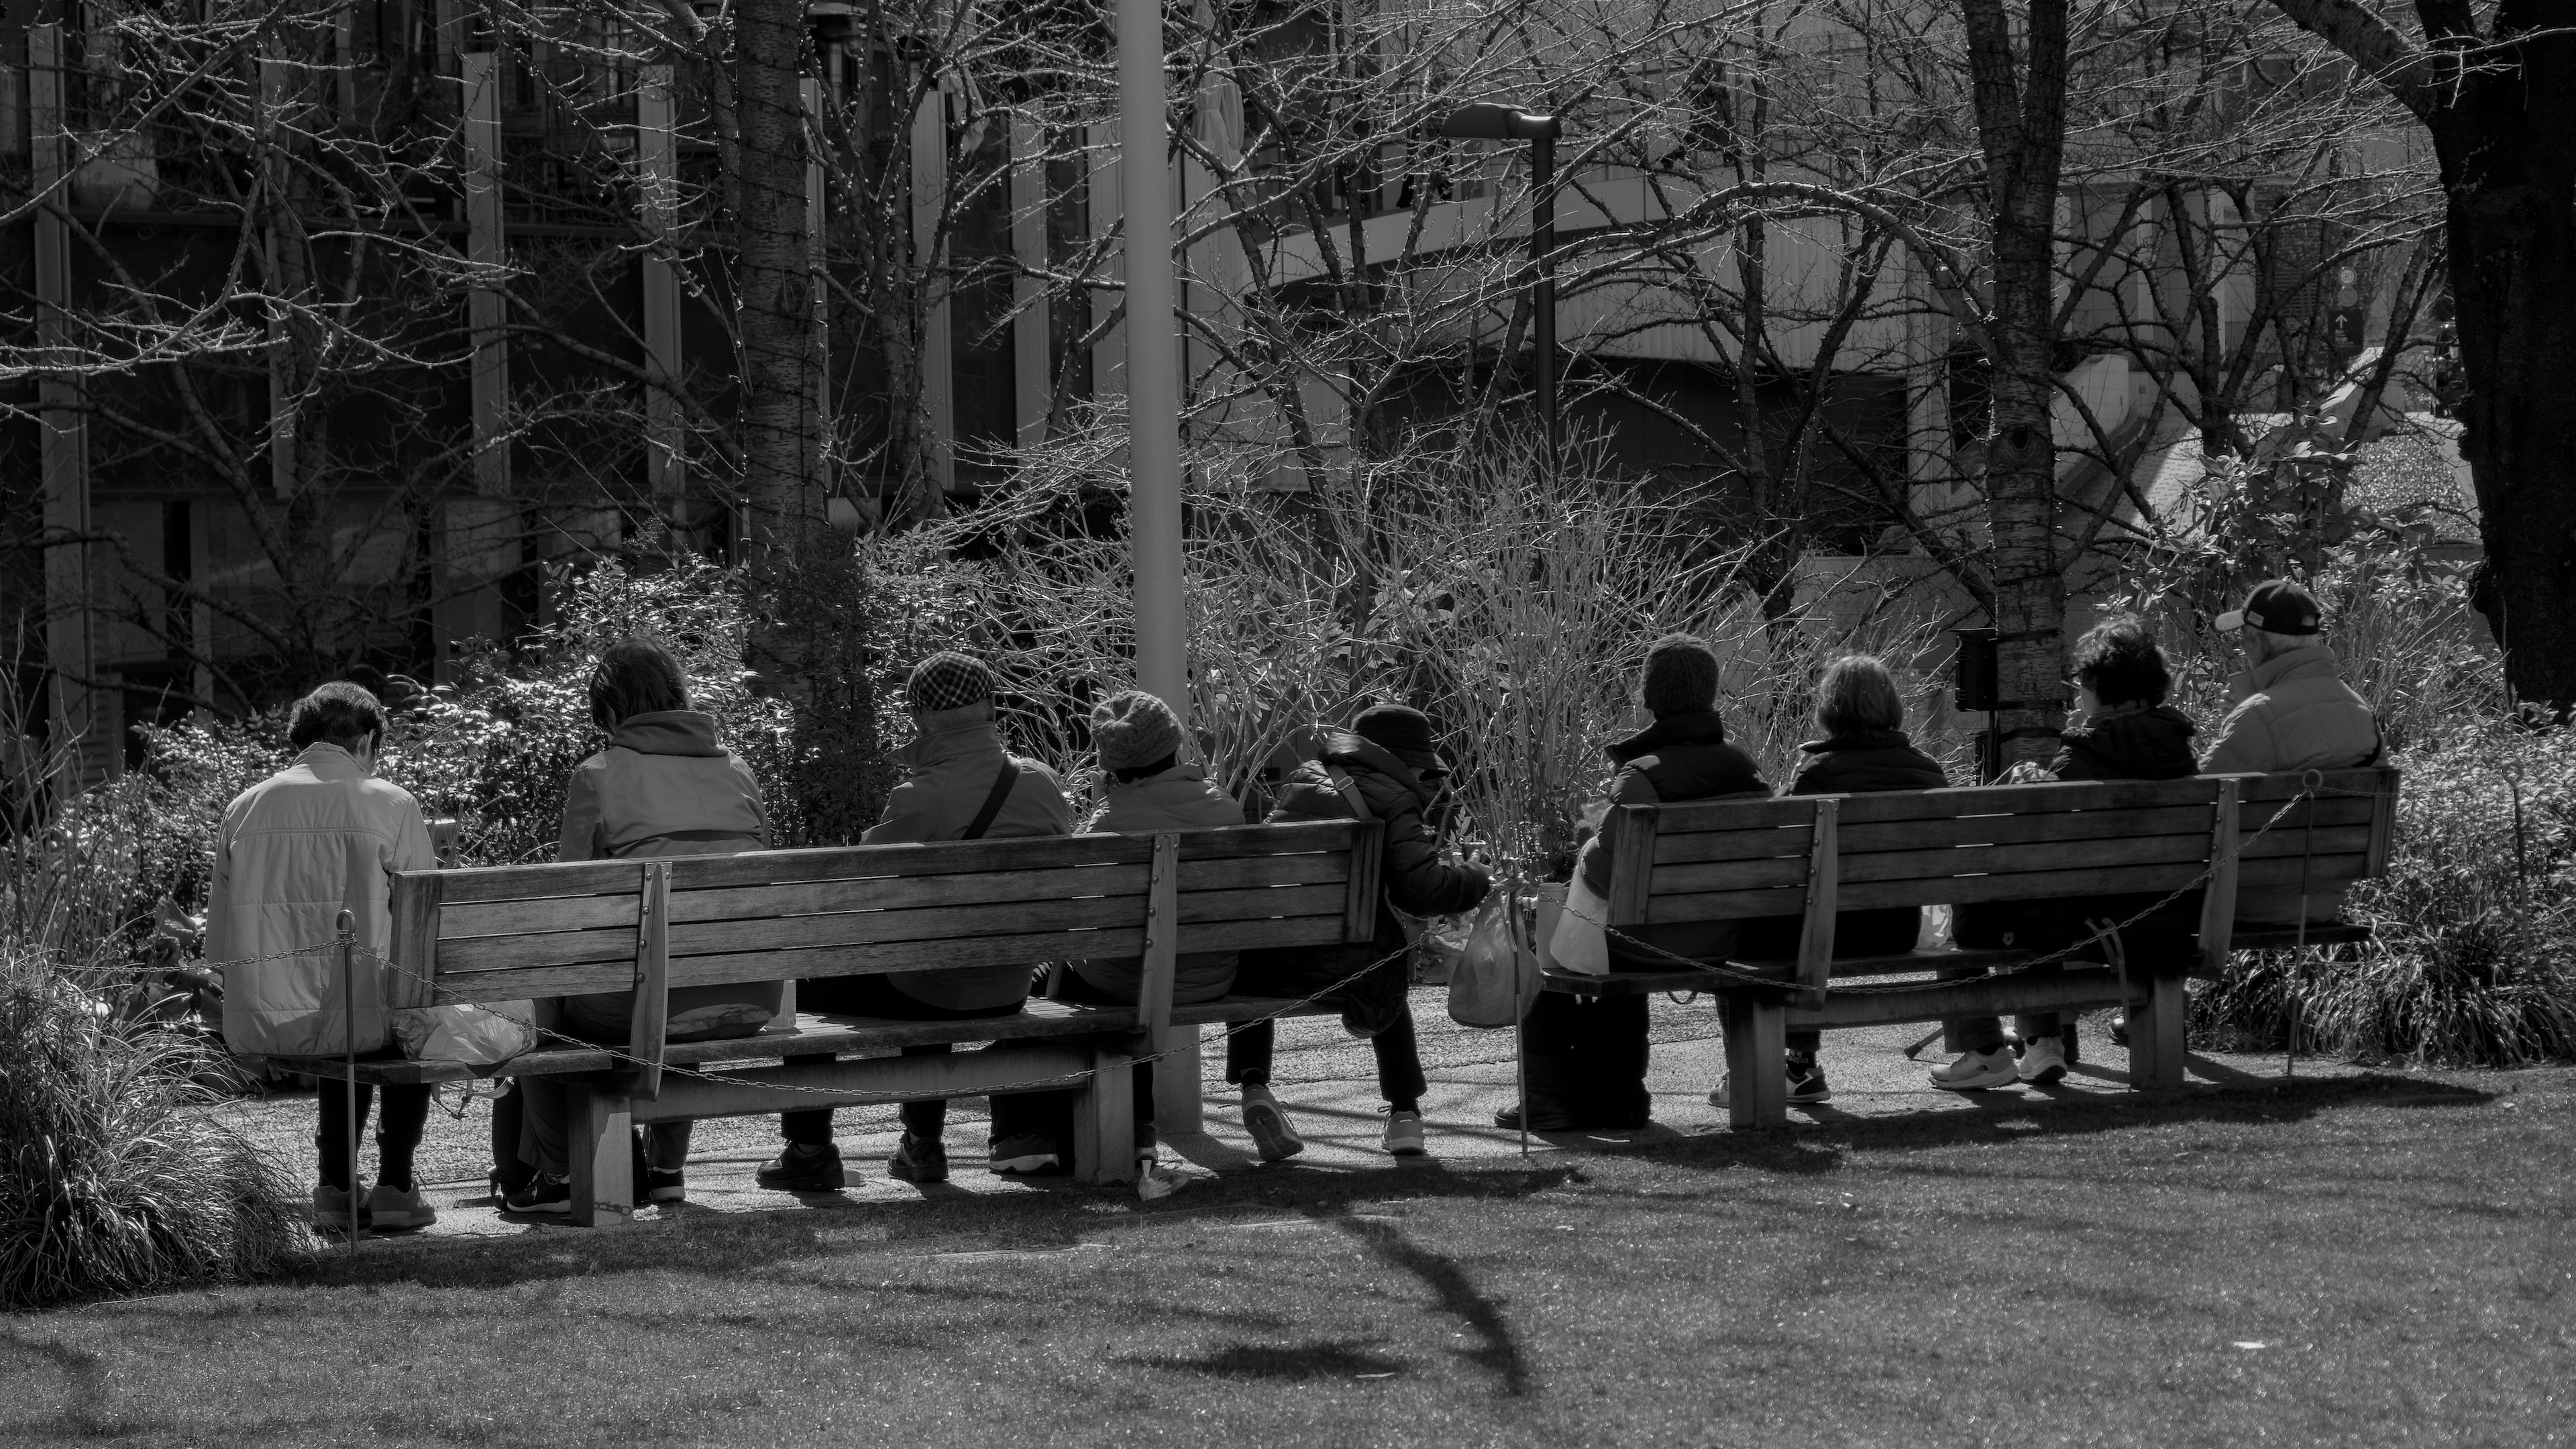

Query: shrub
[0,948,305,1309]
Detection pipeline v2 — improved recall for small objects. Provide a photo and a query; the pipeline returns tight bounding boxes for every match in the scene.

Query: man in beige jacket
[209,681,437,1230]
[2201,579,2383,925]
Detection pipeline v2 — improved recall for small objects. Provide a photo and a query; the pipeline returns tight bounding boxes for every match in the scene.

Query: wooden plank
[1830,865,2208,912]
[1635,796,1830,835]
[441,892,645,938]
[2237,825,2373,861]
[1602,804,1662,927]
[385,871,443,1011]
[1638,884,1811,925]
[1720,994,1786,1128]
[2126,972,2190,1091]
[1637,855,1813,897]
[567,1083,634,1228]
[1341,820,1383,945]
[1786,967,2139,1031]
[628,861,670,1100]
[2235,795,2377,833]
[1072,1044,1137,1185]
[1840,805,2229,855]
[625,1042,1099,1124]
[667,863,1146,929]
[2237,767,2391,803]
[1138,835,1180,1036]
[2363,769,2399,875]
[2235,922,2373,952]
[2198,777,2242,978]
[1795,798,1839,995]
[1649,824,1817,867]
[1646,777,2221,836]
[1833,832,2212,884]
[2236,856,2367,888]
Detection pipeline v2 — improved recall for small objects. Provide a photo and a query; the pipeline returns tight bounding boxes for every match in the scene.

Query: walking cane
[339,910,360,1254]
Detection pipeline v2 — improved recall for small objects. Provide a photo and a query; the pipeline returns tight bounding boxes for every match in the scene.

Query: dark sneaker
[1493,1102,1582,1132]
[987,1134,1061,1175]
[1240,1086,1305,1162]
[503,1173,572,1216]
[755,1143,847,1193]
[312,1182,371,1232]
[888,1132,949,1183]
[1786,1057,1832,1105]
[642,1169,686,1203]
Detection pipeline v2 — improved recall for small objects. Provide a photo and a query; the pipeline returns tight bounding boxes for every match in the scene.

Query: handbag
[1446,894,1538,1028]
[1547,873,1613,976]
[392,1000,538,1067]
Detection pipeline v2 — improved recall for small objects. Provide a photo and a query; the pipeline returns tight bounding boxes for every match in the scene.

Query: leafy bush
[0,948,305,1309]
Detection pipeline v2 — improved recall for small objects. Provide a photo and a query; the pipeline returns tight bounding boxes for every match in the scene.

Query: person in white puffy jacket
[208,681,438,1232]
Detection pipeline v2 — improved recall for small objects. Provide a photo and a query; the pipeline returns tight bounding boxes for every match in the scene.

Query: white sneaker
[1382,1109,1428,1157]
[2017,1037,2070,1085]
[1136,1155,1188,1201]
[1707,1074,1731,1108]
[1930,1047,2020,1091]
[1240,1085,1305,1162]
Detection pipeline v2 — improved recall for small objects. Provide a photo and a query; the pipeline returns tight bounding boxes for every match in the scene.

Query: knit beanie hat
[1352,704,1444,769]
[1640,633,1720,717]
[1091,690,1185,774]
[906,651,996,712]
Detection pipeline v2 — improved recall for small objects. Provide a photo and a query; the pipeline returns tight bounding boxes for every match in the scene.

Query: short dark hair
[588,637,691,731]
[1815,654,1906,736]
[288,681,387,750]
[2072,614,2171,708]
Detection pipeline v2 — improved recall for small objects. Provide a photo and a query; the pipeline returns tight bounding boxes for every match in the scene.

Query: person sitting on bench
[1232,704,1490,1157]
[1937,614,2198,1091]
[759,649,1073,1193]
[504,636,782,1214]
[2200,579,2384,927]
[209,681,439,1232]
[1019,688,1243,1197]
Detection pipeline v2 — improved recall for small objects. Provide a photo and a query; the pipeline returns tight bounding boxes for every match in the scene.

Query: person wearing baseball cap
[2201,578,2383,924]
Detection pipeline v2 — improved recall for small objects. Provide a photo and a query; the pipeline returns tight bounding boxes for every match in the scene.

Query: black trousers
[782,975,1024,1144]
[315,1075,432,1191]
[1516,991,1649,1126]
[1224,1008,1428,1108]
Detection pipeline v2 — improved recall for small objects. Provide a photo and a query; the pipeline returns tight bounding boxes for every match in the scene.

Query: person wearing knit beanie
[1091,690,1186,778]
[1640,633,1720,718]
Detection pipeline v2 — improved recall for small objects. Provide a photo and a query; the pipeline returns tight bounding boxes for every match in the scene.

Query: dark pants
[783,974,1025,1145]
[1740,907,1926,1059]
[316,1076,431,1191]
[1225,1010,1428,1109]
[1516,991,1649,1126]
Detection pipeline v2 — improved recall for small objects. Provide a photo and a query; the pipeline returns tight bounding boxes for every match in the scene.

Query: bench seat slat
[1644,795,2377,867]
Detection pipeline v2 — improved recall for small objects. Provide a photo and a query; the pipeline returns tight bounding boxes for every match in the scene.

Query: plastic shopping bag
[1547,873,1613,976]
[1447,894,1540,1029]
[392,1002,538,1067]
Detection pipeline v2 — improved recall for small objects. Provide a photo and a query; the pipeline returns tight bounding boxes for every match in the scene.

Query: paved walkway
[221,987,2354,1246]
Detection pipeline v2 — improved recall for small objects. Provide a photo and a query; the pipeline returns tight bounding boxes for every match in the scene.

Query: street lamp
[1440,102,1565,475]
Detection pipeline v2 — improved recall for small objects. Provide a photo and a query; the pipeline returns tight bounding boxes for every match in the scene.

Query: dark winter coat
[2048,703,2198,782]
[1574,711,1770,969]
[1740,730,1950,961]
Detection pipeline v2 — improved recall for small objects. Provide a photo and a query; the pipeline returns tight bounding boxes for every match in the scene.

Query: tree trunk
[734,0,822,553]
[1962,0,2070,765]
[2433,21,2576,706]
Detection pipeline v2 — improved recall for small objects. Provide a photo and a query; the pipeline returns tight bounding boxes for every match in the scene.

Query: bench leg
[2125,974,2189,1093]
[568,1082,635,1228]
[1071,1046,1137,1186]
[1150,1025,1202,1134]
[1720,994,1788,1128]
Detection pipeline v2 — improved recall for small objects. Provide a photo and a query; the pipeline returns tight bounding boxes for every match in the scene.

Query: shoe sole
[755,1175,846,1193]
[989,1155,1059,1175]
[647,1188,688,1203]
[1786,1089,1832,1106]
[368,1210,436,1228]
[1931,1072,2021,1092]
[1242,1102,1306,1162]
[503,1201,572,1216]
[1385,1142,1428,1157]
[2019,1063,2070,1086]
[888,1161,949,1184]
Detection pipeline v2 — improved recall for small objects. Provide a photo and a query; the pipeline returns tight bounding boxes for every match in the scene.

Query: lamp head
[1439,103,1562,142]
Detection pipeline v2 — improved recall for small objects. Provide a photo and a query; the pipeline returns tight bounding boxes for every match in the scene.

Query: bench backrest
[1603,767,2400,983]
[383,820,1385,1029]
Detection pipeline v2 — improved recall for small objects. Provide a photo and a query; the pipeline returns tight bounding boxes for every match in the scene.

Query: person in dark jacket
[1229,704,1490,1157]
[1713,654,1949,1110]
[1501,633,1770,1132]
[505,637,784,1215]
[1935,614,2198,1090]
[759,650,1075,1193]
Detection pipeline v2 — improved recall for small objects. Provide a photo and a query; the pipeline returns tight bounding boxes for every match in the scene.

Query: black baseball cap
[2215,579,2322,636]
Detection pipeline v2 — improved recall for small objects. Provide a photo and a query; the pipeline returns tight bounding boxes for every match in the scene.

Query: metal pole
[1529,133,1557,479]
[337,909,360,1252]
[1116,0,1200,1131]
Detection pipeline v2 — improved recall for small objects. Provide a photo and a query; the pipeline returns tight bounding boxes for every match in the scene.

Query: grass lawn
[4,1068,2571,1448]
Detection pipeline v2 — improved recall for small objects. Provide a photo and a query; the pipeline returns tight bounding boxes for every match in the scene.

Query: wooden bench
[261,820,1384,1224]
[1543,767,2400,1126]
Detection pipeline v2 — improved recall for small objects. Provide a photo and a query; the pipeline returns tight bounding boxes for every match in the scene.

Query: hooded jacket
[1575,712,1770,967]
[865,704,1075,1009]
[559,710,771,861]
[558,710,782,1039]
[2048,702,2198,782]
[1268,731,1490,936]
[2200,645,2382,778]
[1072,762,1248,1006]
[209,743,436,1057]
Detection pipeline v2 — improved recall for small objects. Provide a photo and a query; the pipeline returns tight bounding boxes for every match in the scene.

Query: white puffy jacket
[207,743,436,1056]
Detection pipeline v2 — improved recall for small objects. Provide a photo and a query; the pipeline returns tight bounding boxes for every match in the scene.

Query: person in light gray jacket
[2200,579,2383,925]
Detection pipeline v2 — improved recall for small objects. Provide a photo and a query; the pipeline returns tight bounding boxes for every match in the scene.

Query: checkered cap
[906,651,996,712]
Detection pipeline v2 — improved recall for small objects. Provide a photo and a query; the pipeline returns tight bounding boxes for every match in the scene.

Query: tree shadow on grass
[1126,1336,1406,1381]
[1329,1216,1529,1395]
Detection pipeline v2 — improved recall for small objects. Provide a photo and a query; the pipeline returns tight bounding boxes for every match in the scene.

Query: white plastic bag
[392,1002,537,1067]
[1447,895,1538,1029]
[1548,873,1613,976]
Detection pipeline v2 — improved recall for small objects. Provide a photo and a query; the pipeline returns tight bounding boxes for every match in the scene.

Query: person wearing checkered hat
[2201,578,2383,924]
[759,649,1075,1195]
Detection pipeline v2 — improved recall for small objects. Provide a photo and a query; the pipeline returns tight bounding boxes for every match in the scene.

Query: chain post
[337,910,360,1254]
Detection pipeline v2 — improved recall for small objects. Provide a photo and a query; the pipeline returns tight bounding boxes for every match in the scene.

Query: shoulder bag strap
[1323,763,1373,821]
[961,758,1022,841]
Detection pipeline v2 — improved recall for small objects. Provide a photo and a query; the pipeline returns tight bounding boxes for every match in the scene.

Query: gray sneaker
[311,1183,370,1233]
[1240,1086,1305,1162]
[367,1181,437,1230]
